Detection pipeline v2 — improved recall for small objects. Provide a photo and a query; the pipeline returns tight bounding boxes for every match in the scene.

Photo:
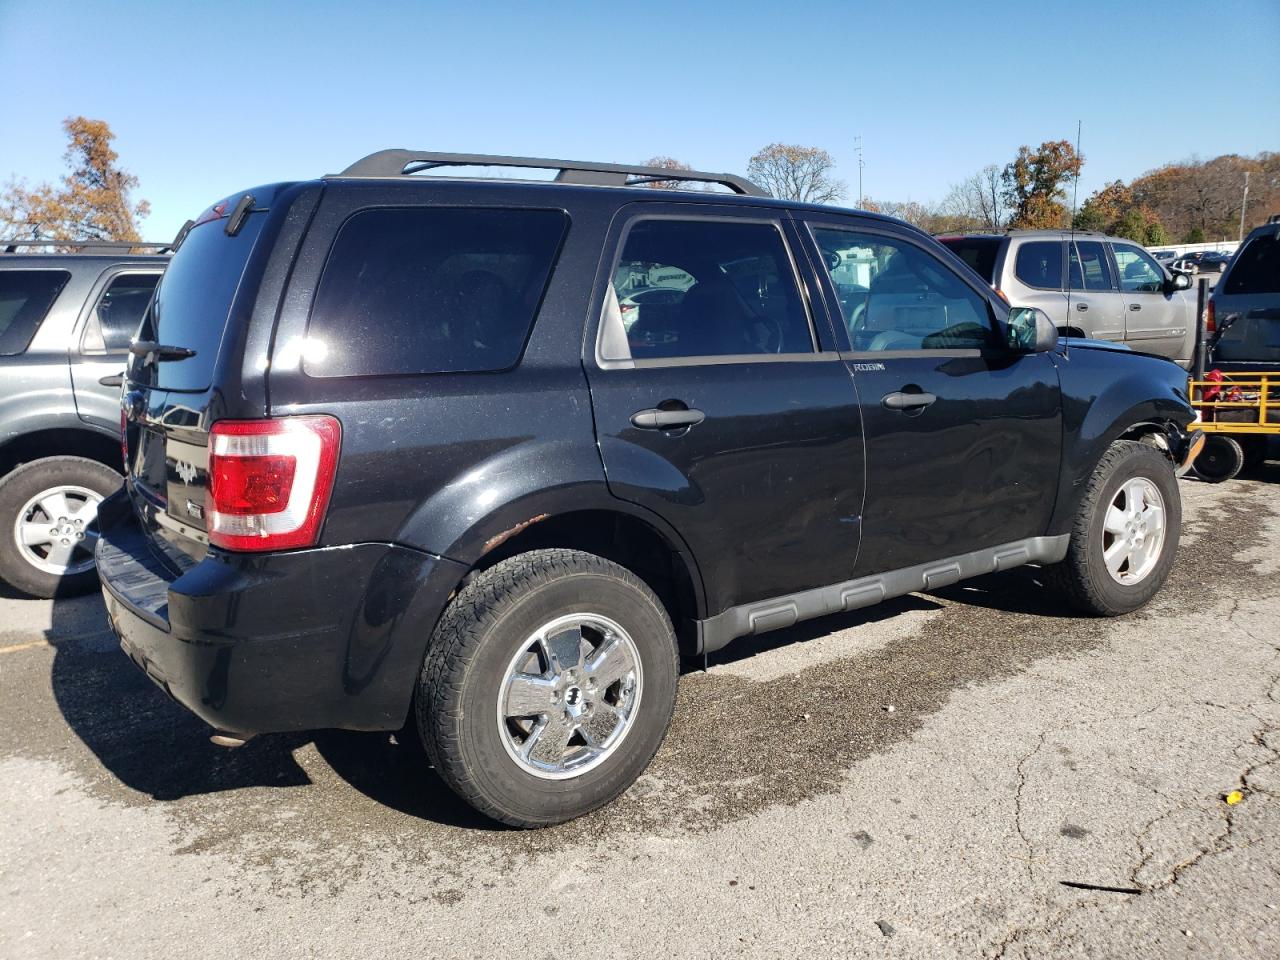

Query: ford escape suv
[0,241,168,597]
[940,231,1196,366]
[96,151,1200,827]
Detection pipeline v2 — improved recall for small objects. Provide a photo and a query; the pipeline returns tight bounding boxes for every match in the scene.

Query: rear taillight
[207,416,341,552]
[1206,298,1215,334]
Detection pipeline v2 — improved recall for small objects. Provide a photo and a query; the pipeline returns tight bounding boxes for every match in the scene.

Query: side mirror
[1168,272,1192,291]
[1007,306,1058,352]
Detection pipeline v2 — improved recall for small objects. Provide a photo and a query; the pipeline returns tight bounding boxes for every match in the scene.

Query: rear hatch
[123,192,276,566]
[1212,228,1280,364]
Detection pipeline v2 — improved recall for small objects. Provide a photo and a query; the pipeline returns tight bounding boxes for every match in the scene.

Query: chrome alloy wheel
[1101,477,1166,585]
[13,485,102,577]
[497,613,643,780]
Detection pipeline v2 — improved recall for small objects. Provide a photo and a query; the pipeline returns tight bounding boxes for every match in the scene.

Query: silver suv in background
[940,230,1196,366]
[0,241,168,597]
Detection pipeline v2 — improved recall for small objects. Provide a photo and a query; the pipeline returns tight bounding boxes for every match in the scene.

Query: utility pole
[1239,170,1250,242]
[854,135,864,208]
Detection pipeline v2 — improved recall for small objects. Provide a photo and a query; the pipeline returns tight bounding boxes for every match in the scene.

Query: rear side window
[1014,241,1063,290]
[1069,241,1114,291]
[939,238,1001,282]
[1223,234,1280,295]
[82,273,160,353]
[602,218,812,361]
[306,207,568,377]
[0,270,70,355]
[133,213,268,390]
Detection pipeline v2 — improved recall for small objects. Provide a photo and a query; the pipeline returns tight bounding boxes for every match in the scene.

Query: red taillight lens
[207,416,341,552]
[1206,298,1215,334]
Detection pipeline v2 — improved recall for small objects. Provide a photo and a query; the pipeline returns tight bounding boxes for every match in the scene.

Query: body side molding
[694,535,1071,655]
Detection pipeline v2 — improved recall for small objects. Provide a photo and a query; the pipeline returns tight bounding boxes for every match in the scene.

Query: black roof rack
[329,150,768,197]
[0,239,173,255]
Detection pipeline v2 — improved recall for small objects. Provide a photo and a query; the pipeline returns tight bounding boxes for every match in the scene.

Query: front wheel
[0,456,121,598]
[416,548,679,827]
[1044,440,1181,616]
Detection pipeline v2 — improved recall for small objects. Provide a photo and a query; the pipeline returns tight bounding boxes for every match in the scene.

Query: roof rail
[329,150,769,197]
[0,239,173,255]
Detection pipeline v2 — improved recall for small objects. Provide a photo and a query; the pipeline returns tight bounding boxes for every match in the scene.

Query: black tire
[1044,440,1181,617]
[1192,435,1245,483]
[0,456,121,599]
[416,548,679,827]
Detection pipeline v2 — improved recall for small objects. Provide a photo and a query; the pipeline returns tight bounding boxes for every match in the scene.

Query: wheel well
[1118,421,1178,461]
[1058,326,1086,339]
[471,510,702,652]
[0,428,122,479]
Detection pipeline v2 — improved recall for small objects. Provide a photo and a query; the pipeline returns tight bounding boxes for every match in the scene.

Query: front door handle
[1129,303,1142,311]
[98,374,124,387]
[631,407,706,430]
[1076,302,1089,312]
[881,391,937,411]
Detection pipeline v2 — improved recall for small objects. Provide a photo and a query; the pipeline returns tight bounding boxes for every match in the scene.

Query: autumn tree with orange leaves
[1,117,150,242]
[1001,140,1084,229]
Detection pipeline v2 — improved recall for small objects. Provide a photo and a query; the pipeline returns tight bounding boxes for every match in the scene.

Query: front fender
[1047,349,1193,535]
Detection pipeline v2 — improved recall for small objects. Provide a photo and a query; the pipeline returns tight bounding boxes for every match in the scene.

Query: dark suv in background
[96,152,1198,827]
[0,241,168,597]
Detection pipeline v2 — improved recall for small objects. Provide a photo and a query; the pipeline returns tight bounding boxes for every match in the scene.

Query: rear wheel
[416,548,679,827]
[0,456,121,598]
[1193,435,1245,483]
[1044,440,1180,616]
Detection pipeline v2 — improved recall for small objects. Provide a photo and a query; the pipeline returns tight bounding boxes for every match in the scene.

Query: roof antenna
[1063,120,1082,357]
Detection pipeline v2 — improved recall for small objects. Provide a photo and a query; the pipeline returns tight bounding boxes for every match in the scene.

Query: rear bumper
[95,490,466,736]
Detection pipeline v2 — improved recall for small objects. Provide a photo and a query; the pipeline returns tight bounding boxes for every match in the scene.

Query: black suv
[96,152,1200,827]
[0,241,168,597]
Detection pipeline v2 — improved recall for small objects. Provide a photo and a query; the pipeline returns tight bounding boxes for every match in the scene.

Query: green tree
[1002,140,1084,229]
[1185,225,1206,243]
[0,117,149,242]
[1144,221,1169,245]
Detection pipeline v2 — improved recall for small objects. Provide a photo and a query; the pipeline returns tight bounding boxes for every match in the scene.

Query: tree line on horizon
[2,117,1275,247]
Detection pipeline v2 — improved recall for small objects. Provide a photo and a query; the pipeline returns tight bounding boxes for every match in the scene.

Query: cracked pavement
[1,469,1278,959]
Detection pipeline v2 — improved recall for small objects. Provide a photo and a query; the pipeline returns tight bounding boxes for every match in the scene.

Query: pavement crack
[1012,730,1048,882]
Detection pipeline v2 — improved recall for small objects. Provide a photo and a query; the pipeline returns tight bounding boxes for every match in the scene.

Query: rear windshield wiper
[129,341,197,362]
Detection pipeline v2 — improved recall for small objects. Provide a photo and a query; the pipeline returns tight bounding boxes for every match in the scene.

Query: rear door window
[601,218,813,361]
[1069,241,1115,291]
[1014,241,1063,290]
[305,207,568,377]
[1223,234,1280,295]
[0,270,71,355]
[81,272,160,353]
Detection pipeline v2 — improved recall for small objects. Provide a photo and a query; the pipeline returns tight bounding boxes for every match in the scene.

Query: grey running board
[694,535,1070,655]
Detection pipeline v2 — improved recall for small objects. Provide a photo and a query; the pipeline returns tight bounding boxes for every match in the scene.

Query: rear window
[1223,234,1280,295]
[1015,241,1063,290]
[305,207,568,378]
[131,213,268,390]
[939,238,1000,282]
[0,270,70,355]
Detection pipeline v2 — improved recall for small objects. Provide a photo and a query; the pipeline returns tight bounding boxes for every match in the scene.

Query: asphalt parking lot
[2,468,1278,959]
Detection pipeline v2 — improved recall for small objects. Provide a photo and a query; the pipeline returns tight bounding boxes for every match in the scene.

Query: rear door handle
[1129,303,1142,311]
[98,374,124,387]
[1076,302,1089,312]
[881,391,937,411]
[631,407,706,429]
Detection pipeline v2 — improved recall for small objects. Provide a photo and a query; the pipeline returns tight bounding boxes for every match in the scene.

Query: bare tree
[747,143,845,204]
[640,156,696,190]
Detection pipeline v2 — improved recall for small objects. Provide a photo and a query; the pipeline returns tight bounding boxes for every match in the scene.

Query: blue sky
[2,0,1277,241]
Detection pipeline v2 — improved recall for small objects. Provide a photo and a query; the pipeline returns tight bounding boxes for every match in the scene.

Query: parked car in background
[1186,250,1233,274]
[96,151,1198,828]
[0,240,168,597]
[1209,216,1280,369]
[940,230,1195,366]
